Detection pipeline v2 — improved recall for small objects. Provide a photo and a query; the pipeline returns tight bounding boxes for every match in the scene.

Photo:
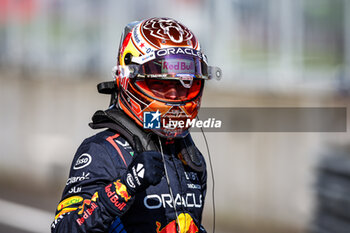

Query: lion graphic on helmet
[143,18,193,43]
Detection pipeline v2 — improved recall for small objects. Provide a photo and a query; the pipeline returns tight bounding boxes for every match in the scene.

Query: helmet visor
[132,50,206,102]
[135,78,203,102]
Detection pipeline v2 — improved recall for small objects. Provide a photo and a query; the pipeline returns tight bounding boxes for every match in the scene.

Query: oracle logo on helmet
[155,47,203,59]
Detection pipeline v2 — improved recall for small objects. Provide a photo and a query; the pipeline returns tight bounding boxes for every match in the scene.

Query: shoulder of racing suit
[51,129,135,232]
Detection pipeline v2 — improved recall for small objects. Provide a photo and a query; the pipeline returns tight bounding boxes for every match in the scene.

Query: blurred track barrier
[311,148,350,233]
[0,199,52,233]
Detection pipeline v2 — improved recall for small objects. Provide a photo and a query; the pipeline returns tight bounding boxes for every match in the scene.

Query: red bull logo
[156,213,199,233]
[114,179,131,202]
[77,199,92,215]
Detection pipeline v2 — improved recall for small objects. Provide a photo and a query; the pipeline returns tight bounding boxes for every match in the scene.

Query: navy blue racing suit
[51,129,207,233]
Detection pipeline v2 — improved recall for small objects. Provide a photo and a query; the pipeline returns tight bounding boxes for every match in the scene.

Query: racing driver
[51,17,221,233]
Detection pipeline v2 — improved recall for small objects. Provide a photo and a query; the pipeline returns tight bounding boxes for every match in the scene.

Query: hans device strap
[89,108,158,152]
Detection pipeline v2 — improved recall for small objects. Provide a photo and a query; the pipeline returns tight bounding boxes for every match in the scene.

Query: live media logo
[143,111,161,129]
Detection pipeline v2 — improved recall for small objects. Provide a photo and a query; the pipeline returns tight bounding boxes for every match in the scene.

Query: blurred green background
[1,0,349,233]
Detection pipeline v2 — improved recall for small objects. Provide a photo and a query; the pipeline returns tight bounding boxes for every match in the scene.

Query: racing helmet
[114,17,221,138]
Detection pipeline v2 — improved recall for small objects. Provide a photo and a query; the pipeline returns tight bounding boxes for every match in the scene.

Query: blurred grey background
[1,0,350,232]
